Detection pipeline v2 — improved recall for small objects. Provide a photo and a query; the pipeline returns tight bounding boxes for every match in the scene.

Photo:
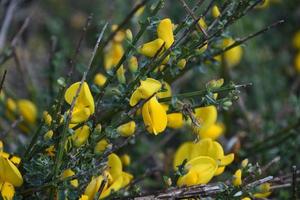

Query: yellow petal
[219,153,234,166]
[157,18,174,49]
[107,154,123,180]
[214,166,225,176]
[84,176,104,200]
[139,38,165,57]
[0,157,23,187]
[94,139,109,155]
[1,182,15,200]
[105,42,124,70]
[177,156,217,186]
[117,121,136,137]
[177,59,187,69]
[72,125,90,147]
[121,171,133,187]
[157,82,172,99]
[199,123,224,140]
[129,78,162,106]
[194,105,217,132]
[212,5,221,18]
[0,140,3,152]
[198,18,207,30]
[9,156,21,166]
[142,97,167,135]
[167,113,184,129]
[70,107,91,124]
[129,56,138,73]
[79,195,89,200]
[99,176,123,199]
[61,168,78,188]
[222,38,243,68]
[120,154,131,166]
[173,142,194,170]
[17,99,37,124]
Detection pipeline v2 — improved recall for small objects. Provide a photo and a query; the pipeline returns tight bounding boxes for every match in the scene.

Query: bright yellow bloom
[43,111,52,126]
[212,5,221,18]
[198,123,224,140]
[105,42,124,70]
[177,156,217,186]
[94,73,107,87]
[194,105,217,133]
[293,31,300,49]
[167,113,184,129]
[232,169,242,186]
[61,168,78,188]
[156,82,172,99]
[0,156,23,187]
[253,183,271,198]
[157,18,174,49]
[94,139,109,155]
[139,38,165,57]
[117,121,136,137]
[17,99,37,124]
[72,125,90,147]
[129,56,138,73]
[174,139,234,177]
[129,78,162,106]
[177,59,187,70]
[84,154,133,199]
[142,97,167,135]
[222,38,243,68]
[120,154,131,166]
[198,18,207,30]
[65,82,95,123]
[294,52,300,73]
[44,130,54,140]
[79,195,89,200]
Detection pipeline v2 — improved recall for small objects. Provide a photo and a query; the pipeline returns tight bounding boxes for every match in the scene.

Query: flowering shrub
[0,0,299,199]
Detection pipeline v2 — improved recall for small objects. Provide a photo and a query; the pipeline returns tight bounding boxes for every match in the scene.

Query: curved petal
[194,106,217,132]
[157,18,174,49]
[139,38,165,57]
[107,154,123,180]
[147,97,167,135]
[84,176,104,200]
[0,157,23,187]
[173,142,194,169]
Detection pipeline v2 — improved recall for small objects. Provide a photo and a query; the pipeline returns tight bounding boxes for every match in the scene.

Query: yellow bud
[212,5,221,18]
[198,18,207,30]
[126,29,133,41]
[17,99,37,124]
[6,98,17,112]
[43,111,52,126]
[72,125,90,147]
[95,123,102,133]
[129,56,138,73]
[94,139,109,154]
[94,73,107,87]
[241,159,249,168]
[117,121,136,137]
[177,59,187,70]
[232,169,242,186]
[117,65,126,84]
[222,38,243,68]
[120,154,131,166]
[44,130,54,140]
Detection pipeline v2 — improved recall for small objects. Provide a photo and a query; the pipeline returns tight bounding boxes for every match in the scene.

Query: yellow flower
[142,97,167,135]
[253,183,271,198]
[129,56,138,73]
[198,123,224,140]
[294,52,300,73]
[17,99,37,124]
[129,78,162,106]
[79,195,89,200]
[84,154,133,199]
[120,154,131,166]
[212,5,221,18]
[43,111,52,126]
[177,156,218,186]
[232,169,242,186]
[293,31,300,49]
[94,73,107,87]
[167,113,184,129]
[156,82,172,99]
[173,139,234,176]
[177,59,187,70]
[65,82,95,123]
[111,25,125,43]
[139,38,165,57]
[222,38,243,68]
[44,130,54,140]
[72,125,90,147]
[104,42,124,70]
[117,121,136,137]
[194,105,217,133]
[198,18,207,30]
[61,168,78,188]
[1,182,15,200]
[157,18,174,49]
[94,139,109,155]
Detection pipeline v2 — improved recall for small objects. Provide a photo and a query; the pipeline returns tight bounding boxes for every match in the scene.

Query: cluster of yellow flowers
[293,30,300,73]
[0,141,23,200]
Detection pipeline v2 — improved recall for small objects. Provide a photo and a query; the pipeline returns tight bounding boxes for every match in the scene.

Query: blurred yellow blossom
[232,169,242,186]
[94,139,109,155]
[17,99,37,124]
[177,59,187,69]
[61,168,78,188]
[254,183,272,198]
[292,31,300,49]
[117,121,136,137]
[72,125,90,147]
[120,154,131,166]
[294,52,300,73]
[167,113,184,129]
[94,73,107,87]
